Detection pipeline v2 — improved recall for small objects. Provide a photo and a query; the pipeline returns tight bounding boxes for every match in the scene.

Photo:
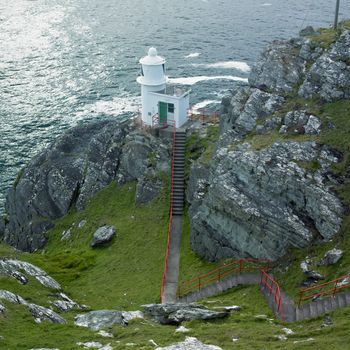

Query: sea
[0,0,349,213]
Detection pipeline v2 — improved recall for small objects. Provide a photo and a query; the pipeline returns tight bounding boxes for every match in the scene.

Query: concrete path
[161,130,186,304]
[178,271,350,322]
[162,216,183,303]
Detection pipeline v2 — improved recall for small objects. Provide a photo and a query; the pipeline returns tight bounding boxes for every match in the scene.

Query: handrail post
[218,268,221,282]
[198,277,201,291]
[239,260,243,273]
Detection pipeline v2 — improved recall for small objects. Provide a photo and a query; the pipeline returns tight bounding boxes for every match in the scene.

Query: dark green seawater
[0,0,349,212]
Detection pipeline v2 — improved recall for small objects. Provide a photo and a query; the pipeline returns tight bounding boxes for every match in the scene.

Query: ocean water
[0,0,349,212]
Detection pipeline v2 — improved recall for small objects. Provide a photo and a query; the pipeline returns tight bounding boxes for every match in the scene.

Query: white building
[136,47,190,128]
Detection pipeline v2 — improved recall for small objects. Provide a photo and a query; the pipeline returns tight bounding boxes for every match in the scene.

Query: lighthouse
[137,47,190,128]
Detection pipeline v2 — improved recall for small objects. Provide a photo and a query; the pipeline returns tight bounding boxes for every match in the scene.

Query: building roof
[139,47,166,66]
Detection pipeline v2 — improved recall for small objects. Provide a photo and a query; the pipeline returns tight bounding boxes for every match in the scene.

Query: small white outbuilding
[136,47,190,128]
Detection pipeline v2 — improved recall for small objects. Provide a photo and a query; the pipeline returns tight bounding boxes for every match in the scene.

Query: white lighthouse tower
[137,47,190,128]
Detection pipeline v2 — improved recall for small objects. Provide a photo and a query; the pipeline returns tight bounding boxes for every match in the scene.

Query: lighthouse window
[162,64,165,73]
[168,103,174,113]
[140,66,144,76]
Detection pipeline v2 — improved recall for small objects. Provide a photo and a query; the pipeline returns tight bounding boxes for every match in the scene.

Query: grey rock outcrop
[50,293,87,312]
[90,225,116,248]
[155,337,222,350]
[74,310,127,330]
[188,141,343,261]
[0,259,61,289]
[3,118,170,252]
[319,248,344,266]
[220,87,284,134]
[28,303,66,324]
[280,110,321,135]
[0,289,66,324]
[249,39,306,93]
[299,31,350,102]
[0,290,27,305]
[142,303,229,325]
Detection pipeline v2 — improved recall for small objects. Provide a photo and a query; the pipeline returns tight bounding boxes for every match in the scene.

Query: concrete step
[173,209,183,213]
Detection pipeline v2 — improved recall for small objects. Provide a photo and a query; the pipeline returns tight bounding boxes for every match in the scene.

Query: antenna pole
[334,0,340,29]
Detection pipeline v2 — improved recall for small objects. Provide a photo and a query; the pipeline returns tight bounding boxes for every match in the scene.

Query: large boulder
[75,310,127,330]
[142,303,229,325]
[188,141,343,261]
[90,225,116,248]
[3,118,170,252]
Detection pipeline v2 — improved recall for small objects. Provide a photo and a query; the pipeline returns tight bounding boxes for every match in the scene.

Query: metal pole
[334,0,340,29]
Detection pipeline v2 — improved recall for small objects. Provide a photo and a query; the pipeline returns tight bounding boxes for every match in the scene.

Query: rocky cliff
[1,24,350,263]
[188,25,350,261]
[1,117,170,251]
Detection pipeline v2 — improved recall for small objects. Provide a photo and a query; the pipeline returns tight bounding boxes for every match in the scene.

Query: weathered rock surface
[77,342,112,350]
[249,39,306,93]
[188,141,343,261]
[280,110,321,135]
[220,87,284,134]
[50,293,87,312]
[0,259,61,289]
[90,225,116,248]
[142,303,229,325]
[155,337,222,350]
[29,303,66,324]
[3,118,170,252]
[0,302,5,313]
[75,310,127,330]
[0,289,27,305]
[319,248,344,266]
[299,31,350,102]
[0,289,66,324]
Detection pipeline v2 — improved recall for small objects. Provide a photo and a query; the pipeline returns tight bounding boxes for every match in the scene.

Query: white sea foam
[191,100,221,114]
[184,52,201,58]
[193,61,251,72]
[74,96,141,121]
[168,75,248,85]
[262,3,272,6]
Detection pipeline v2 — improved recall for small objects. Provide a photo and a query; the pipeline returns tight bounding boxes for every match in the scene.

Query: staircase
[172,130,186,216]
[161,129,186,304]
[177,262,350,322]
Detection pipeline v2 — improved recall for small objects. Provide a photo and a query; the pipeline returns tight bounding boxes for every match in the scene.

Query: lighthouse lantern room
[137,47,190,128]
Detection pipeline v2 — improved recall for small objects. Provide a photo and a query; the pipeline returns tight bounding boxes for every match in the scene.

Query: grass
[184,125,219,178]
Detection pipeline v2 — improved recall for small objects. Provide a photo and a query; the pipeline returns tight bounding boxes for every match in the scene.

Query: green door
[159,102,167,124]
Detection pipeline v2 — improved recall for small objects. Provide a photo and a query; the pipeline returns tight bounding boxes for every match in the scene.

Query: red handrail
[299,274,350,306]
[160,120,176,303]
[178,258,271,298]
[260,270,285,322]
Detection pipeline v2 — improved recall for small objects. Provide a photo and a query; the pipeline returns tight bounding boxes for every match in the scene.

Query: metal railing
[299,274,350,306]
[160,120,176,303]
[260,270,285,322]
[177,258,271,298]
